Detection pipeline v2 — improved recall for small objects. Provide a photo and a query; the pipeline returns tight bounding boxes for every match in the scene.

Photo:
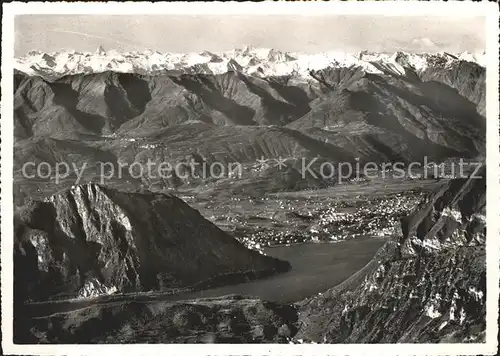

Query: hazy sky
[15,15,486,56]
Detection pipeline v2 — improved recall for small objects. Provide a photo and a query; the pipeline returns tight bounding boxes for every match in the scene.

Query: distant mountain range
[15,46,486,80]
[13,48,486,200]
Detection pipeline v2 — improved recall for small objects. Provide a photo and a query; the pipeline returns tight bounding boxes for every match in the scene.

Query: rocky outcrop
[14,184,290,302]
[295,166,487,343]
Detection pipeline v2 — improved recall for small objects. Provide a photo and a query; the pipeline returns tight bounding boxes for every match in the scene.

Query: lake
[166,236,387,303]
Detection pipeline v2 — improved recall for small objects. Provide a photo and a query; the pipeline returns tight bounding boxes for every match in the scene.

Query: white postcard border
[2,2,499,355]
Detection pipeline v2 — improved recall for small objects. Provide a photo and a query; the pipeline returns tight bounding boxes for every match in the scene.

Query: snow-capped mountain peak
[458,51,487,67]
[14,47,486,80]
[96,45,106,55]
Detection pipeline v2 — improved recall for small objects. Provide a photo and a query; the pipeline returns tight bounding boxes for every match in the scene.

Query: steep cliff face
[295,167,486,343]
[14,183,290,302]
